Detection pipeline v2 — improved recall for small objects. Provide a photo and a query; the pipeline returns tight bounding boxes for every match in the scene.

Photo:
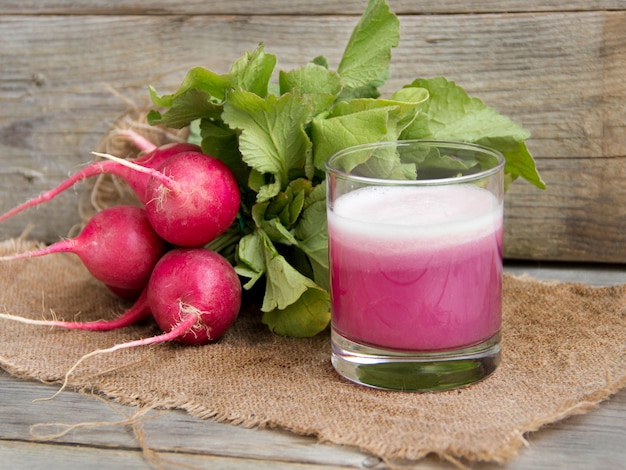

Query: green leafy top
[147,0,544,338]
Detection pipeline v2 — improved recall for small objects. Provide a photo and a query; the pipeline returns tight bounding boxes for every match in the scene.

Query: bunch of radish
[0,130,243,350]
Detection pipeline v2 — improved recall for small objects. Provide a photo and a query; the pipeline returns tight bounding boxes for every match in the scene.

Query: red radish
[145,152,241,247]
[147,248,242,344]
[0,205,168,291]
[97,151,241,247]
[0,286,151,331]
[0,138,201,224]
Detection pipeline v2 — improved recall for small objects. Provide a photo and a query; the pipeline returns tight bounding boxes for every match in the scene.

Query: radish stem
[114,129,157,153]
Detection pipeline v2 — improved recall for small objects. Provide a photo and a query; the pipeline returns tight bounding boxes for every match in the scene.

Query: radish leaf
[400,77,545,188]
[222,90,315,201]
[337,0,399,91]
[261,288,330,338]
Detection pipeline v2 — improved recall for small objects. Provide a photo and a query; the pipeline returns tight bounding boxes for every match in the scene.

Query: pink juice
[328,184,503,351]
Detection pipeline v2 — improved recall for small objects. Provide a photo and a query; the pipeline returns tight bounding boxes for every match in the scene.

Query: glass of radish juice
[325,140,505,391]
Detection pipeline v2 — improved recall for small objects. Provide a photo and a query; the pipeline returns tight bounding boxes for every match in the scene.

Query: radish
[0,286,151,331]
[0,205,168,291]
[145,152,241,247]
[0,136,201,223]
[146,248,242,344]
[97,151,241,247]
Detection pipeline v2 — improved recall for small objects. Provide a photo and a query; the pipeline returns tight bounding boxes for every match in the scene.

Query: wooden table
[1,262,624,469]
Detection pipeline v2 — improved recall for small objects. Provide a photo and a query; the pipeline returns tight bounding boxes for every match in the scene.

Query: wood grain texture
[2,1,626,15]
[0,5,625,261]
[505,157,626,262]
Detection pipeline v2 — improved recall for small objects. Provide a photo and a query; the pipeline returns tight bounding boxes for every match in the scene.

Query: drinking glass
[325,140,505,391]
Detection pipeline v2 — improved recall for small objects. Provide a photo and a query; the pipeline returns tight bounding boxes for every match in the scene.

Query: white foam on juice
[328,184,502,252]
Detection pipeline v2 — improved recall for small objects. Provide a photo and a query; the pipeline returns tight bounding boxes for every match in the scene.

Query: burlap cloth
[1,239,625,466]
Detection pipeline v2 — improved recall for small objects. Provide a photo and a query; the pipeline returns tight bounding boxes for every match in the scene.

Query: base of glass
[331,330,501,392]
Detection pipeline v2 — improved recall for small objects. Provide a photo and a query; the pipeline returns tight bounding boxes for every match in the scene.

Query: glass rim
[325,139,505,186]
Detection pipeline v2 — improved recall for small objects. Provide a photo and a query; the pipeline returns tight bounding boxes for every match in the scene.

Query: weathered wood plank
[504,157,626,262]
[505,260,626,285]
[0,441,151,470]
[0,11,624,261]
[0,372,419,469]
[0,440,380,470]
[1,374,625,470]
[2,0,625,15]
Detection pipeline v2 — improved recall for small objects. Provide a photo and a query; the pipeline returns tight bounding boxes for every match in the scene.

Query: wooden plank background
[1,1,625,262]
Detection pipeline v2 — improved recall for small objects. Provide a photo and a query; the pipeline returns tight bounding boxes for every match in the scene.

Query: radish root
[0,287,151,331]
[178,301,210,340]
